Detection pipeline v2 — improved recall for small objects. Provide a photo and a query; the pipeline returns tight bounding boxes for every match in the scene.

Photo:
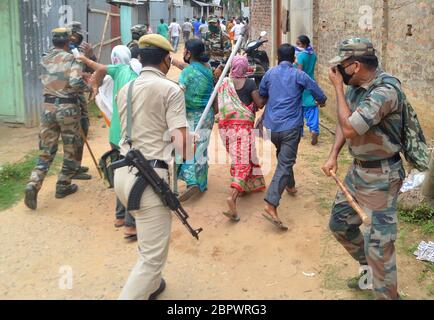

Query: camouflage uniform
[27,29,88,197]
[69,22,94,171]
[328,38,404,300]
[203,17,231,70]
[127,25,147,54]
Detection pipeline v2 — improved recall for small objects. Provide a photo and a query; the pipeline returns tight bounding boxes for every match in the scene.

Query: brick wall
[249,0,434,139]
[249,0,272,57]
[314,0,433,139]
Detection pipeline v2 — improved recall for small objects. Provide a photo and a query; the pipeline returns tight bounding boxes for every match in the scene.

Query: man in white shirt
[169,18,182,52]
[182,18,193,42]
[230,19,244,42]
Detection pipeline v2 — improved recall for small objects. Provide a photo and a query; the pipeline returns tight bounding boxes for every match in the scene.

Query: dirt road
[0,46,431,300]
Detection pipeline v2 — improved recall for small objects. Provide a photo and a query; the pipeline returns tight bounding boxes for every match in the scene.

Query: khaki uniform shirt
[117,67,188,162]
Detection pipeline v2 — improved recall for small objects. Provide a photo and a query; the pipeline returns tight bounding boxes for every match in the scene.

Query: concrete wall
[250,0,272,59]
[249,0,433,140]
[289,0,313,45]
[314,0,434,139]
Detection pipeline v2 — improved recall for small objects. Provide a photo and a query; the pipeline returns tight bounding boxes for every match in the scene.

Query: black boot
[55,183,78,199]
[149,279,166,300]
[24,184,38,210]
[78,166,89,173]
[72,172,92,180]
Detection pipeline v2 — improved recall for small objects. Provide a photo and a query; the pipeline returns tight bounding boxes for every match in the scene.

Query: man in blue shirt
[193,17,201,38]
[259,44,327,230]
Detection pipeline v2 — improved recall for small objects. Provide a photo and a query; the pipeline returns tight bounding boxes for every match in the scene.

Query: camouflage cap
[138,34,174,52]
[208,15,219,23]
[67,21,85,34]
[131,24,147,36]
[52,27,71,42]
[329,37,376,65]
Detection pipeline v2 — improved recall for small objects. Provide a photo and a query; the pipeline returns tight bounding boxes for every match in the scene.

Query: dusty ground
[0,46,432,300]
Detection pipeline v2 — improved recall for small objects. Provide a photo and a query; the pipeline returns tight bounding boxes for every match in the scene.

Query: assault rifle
[111,148,203,240]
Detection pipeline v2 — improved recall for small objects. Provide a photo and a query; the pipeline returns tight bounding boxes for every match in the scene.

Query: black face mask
[70,33,84,47]
[183,52,191,64]
[337,63,355,85]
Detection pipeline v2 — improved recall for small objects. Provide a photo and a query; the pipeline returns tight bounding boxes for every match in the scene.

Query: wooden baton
[330,171,371,225]
[80,128,103,179]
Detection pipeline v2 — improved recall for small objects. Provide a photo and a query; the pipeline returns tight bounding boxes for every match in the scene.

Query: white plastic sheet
[400,169,427,193]
[95,75,114,122]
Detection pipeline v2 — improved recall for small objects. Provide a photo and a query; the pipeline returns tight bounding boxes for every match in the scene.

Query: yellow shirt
[117,67,188,162]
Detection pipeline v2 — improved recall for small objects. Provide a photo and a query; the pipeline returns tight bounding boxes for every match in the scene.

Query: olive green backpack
[369,74,430,171]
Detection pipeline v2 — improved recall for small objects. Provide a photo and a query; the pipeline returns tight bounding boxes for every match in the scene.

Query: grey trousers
[265,127,302,207]
[115,166,172,300]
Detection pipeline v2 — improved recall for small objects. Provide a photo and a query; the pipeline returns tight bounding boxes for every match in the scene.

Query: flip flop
[286,188,298,196]
[178,185,200,202]
[262,213,288,231]
[114,220,125,228]
[124,234,137,241]
[223,211,241,222]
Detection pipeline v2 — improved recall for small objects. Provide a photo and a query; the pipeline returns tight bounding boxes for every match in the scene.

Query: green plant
[421,220,434,236]
[0,151,61,211]
[399,203,434,224]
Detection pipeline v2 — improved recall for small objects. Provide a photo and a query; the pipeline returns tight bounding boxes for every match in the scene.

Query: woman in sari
[177,39,215,202]
[218,55,267,222]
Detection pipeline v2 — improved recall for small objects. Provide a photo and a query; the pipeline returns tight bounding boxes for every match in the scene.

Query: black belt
[119,156,168,170]
[354,154,401,168]
[44,96,78,104]
[148,159,169,170]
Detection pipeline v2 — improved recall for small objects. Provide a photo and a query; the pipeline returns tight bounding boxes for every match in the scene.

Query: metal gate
[0,0,25,123]
[149,1,169,34]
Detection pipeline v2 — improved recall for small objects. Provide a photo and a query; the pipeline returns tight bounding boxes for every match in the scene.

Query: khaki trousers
[115,166,172,300]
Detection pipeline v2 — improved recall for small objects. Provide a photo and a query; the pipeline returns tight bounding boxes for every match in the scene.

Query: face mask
[209,25,220,34]
[296,46,304,52]
[163,57,171,74]
[183,52,191,64]
[337,63,355,85]
[70,33,83,47]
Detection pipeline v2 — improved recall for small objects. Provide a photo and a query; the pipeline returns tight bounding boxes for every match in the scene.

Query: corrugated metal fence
[20,0,117,127]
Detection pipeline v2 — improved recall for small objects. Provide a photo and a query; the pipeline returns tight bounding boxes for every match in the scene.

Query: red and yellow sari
[217,78,266,193]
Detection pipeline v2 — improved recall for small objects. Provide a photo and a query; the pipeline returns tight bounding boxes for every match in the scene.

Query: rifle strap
[126,80,136,142]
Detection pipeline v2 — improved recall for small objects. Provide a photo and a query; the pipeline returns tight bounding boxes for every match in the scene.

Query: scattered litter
[302,272,315,277]
[400,170,427,193]
[413,241,434,263]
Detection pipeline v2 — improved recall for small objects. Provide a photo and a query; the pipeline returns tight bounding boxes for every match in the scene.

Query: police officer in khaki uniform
[114,34,191,300]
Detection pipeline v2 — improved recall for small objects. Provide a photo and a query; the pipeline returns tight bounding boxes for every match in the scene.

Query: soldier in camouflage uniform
[322,38,405,300]
[127,25,147,57]
[203,16,232,79]
[68,21,96,180]
[24,28,89,210]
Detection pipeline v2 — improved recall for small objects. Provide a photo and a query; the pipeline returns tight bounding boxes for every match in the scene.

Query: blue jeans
[265,127,302,207]
[171,36,180,52]
[303,106,320,135]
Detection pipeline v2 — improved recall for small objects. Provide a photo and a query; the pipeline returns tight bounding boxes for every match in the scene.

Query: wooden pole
[80,128,103,179]
[330,171,371,225]
[98,12,111,62]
